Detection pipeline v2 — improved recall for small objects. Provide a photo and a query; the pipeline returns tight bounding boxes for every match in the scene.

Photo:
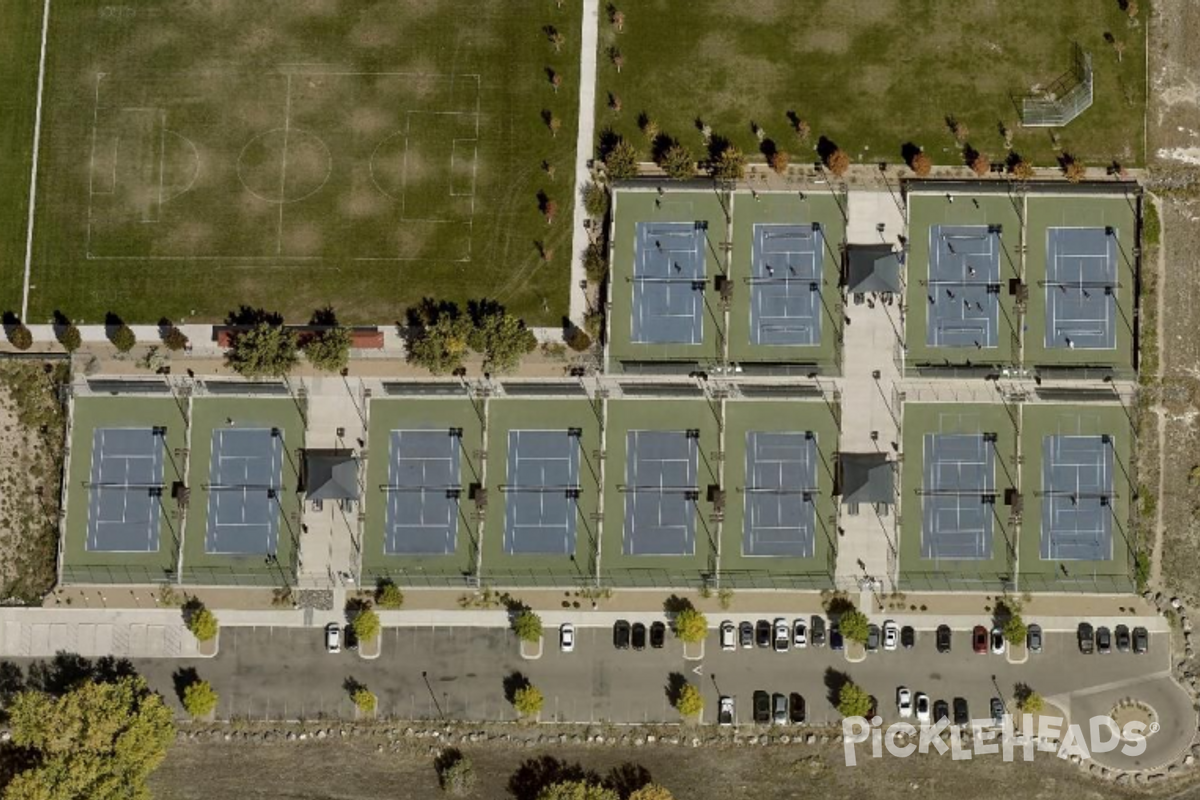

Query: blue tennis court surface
[87,428,164,553]
[1044,228,1118,350]
[384,430,461,555]
[742,431,816,557]
[504,430,580,555]
[1040,435,1113,560]
[623,430,697,555]
[749,224,822,346]
[921,433,994,560]
[204,428,282,555]
[926,225,1001,348]
[632,221,705,344]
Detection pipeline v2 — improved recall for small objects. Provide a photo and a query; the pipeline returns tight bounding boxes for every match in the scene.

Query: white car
[897,686,912,718]
[793,619,807,649]
[719,695,735,726]
[915,692,930,724]
[720,620,736,651]
[773,618,790,652]
[325,622,341,654]
[560,623,575,652]
[990,626,1006,655]
[883,620,899,651]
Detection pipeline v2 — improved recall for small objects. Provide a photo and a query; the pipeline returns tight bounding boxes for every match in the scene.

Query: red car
[972,625,988,654]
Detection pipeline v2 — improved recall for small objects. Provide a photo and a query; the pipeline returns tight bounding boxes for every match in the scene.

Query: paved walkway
[566,0,599,326]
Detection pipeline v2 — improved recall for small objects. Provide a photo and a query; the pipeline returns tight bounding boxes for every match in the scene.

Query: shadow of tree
[662,595,693,615]
[25,652,136,696]
[607,762,652,799]
[664,671,688,707]
[224,306,283,327]
[824,667,852,707]
[508,755,600,800]
[171,666,199,703]
[503,671,530,704]
[900,142,923,168]
[816,136,840,164]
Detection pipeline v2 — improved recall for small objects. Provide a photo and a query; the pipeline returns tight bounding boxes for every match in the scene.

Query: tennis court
[749,223,822,346]
[742,431,816,557]
[623,430,698,555]
[502,430,580,555]
[1044,227,1118,350]
[920,433,995,560]
[631,221,706,344]
[86,428,165,553]
[384,429,462,555]
[204,428,283,555]
[926,224,1001,348]
[1040,434,1113,560]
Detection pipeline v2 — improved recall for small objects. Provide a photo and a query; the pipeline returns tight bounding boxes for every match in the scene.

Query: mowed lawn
[596,0,1146,170]
[20,0,580,325]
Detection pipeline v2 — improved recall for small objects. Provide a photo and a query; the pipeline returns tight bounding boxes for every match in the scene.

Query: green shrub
[182,680,219,718]
[658,144,695,180]
[162,326,189,351]
[375,580,404,609]
[352,687,377,714]
[673,608,707,643]
[7,324,33,351]
[303,326,352,372]
[512,684,544,716]
[837,681,872,717]
[186,606,219,642]
[583,182,609,219]
[512,609,543,643]
[110,324,137,353]
[58,324,82,353]
[352,608,381,642]
[674,683,704,716]
[584,243,609,283]
[604,139,640,180]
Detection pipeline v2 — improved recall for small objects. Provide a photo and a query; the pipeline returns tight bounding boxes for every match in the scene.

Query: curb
[682,641,704,661]
[196,633,219,658]
[520,637,544,661]
[357,633,382,660]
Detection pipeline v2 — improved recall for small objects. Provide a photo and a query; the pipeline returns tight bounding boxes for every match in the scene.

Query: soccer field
[15,0,580,324]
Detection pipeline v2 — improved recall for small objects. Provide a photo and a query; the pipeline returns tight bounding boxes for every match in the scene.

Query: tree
[8,323,33,350]
[162,326,189,351]
[674,682,704,716]
[825,147,851,177]
[605,139,640,180]
[1010,158,1035,181]
[58,324,82,353]
[548,114,562,138]
[565,327,592,351]
[672,607,707,643]
[512,609,544,643]
[629,785,675,800]
[640,117,659,143]
[375,580,404,609]
[608,93,622,114]
[610,47,624,73]
[110,324,137,353]
[302,326,352,373]
[1018,691,1044,714]
[437,752,477,796]
[768,149,791,174]
[550,71,563,94]
[1063,156,1087,183]
[547,27,565,53]
[837,681,873,718]
[1125,0,1139,19]
[712,146,747,181]
[584,242,608,282]
[537,781,619,800]
[186,606,219,642]
[512,684,544,717]
[838,608,870,644]
[467,307,537,373]
[910,151,932,176]
[352,687,377,714]
[969,151,991,176]
[407,313,472,375]
[794,119,811,142]
[352,607,381,642]
[226,322,298,377]
[543,198,559,224]
[182,679,219,718]
[1002,612,1028,646]
[659,144,695,180]
[5,675,175,800]
[583,183,609,219]
[611,9,625,31]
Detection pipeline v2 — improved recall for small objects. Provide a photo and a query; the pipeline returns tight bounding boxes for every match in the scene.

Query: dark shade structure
[845,243,903,294]
[303,448,360,502]
[838,452,895,506]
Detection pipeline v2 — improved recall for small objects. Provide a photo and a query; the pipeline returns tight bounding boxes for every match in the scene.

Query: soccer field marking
[276,74,292,254]
[20,0,53,320]
[162,129,201,202]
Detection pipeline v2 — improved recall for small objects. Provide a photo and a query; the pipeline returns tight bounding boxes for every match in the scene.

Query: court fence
[1021,43,1094,128]
[899,570,1134,594]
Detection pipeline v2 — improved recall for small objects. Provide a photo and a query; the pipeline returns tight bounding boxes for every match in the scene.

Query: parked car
[753,690,771,724]
[811,616,826,647]
[1027,623,1043,654]
[882,620,899,651]
[560,623,575,653]
[773,618,790,652]
[739,621,754,649]
[1096,625,1112,654]
[866,624,881,652]
[972,625,988,654]
[915,693,930,724]
[325,622,341,654]
[830,622,844,651]
[901,625,915,649]
[933,699,950,724]
[1115,624,1131,653]
[953,697,969,725]
[990,697,1005,726]
[1133,626,1149,654]
[990,626,1006,655]
[614,620,631,649]
[650,621,666,649]
[756,619,772,648]
[1078,622,1095,654]
[720,620,736,651]
[718,696,734,726]
[793,619,807,649]
[936,625,952,654]
[789,692,806,724]
[772,692,788,725]
[632,622,647,651]
[344,624,358,651]
[897,686,912,718]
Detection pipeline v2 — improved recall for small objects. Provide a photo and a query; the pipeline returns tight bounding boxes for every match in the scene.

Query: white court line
[21,0,53,320]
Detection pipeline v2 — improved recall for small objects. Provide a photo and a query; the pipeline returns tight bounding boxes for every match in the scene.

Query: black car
[789,692,806,724]
[614,620,631,649]
[810,616,826,647]
[1115,624,1130,653]
[830,621,844,651]
[755,619,772,648]
[344,624,359,651]
[1078,622,1095,654]
[866,624,880,652]
[952,697,969,725]
[1096,625,1112,654]
[1133,626,1149,654]
[936,625,952,653]
[933,699,950,724]
[650,621,666,649]
[990,697,1005,725]
[739,621,754,649]
[753,690,771,724]
[632,622,647,650]
[1027,623,1043,653]
[901,626,915,649]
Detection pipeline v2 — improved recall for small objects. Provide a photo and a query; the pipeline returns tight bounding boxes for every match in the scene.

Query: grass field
[17,0,580,325]
[596,0,1146,169]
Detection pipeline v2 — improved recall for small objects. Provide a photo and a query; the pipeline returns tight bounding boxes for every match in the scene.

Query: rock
[634,737,645,746]
[559,733,568,743]
[1187,646,1195,659]
[316,730,327,740]
[1186,755,1195,766]
[691,737,701,747]
[286,732,296,741]
[1070,755,1081,765]
[1173,597,1183,609]
[298,733,308,741]
[807,734,817,744]
[376,744,384,753]
[647,734,656,743]
[404,727,414,736]
[1115,774,1130,785]
[1185,619,1194,633]
[1169,765,1180,775]
[780,735,791,744]
[820,735,830,744]
[1134,773,1147,785]
[747,736,759,745]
